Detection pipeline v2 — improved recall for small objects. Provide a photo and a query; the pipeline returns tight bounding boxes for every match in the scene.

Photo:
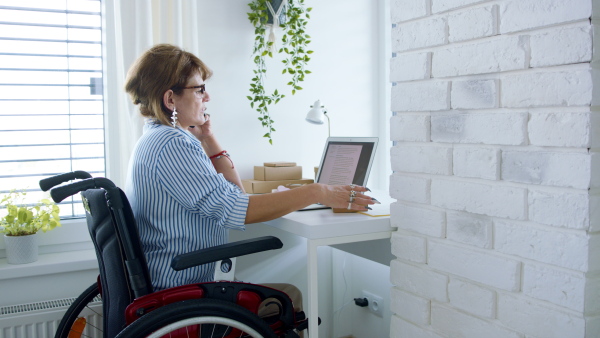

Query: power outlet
[362,290,384,317]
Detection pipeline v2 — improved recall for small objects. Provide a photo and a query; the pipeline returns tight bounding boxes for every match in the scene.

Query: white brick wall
[448,278,496,318]
[391,81,450,111]
[497,294,586,338]
[389,0,600,336]
[431,0,487,14]
[529,24,592,68]
[494,220,590,271]
[501,69,593,108]
[447,5,498,43]
[389,173,430,203]
[390,0,429,23]
[452,145,499,180]
[390,288,431,325]
[498,0,592,34]
[390,114,430,142]
[390,52,431,82]
[428,240,521,291]
[431,111,527,145]
[390,260,449,302]
[392,16,447,52]
[501,150,591,189]
[432,35,529,78]
[391,231,427,263]
[390,202,445,237]
[528,110,591,148]
[446,210,493,248]
[390,144,452,175]
[451,79,499,109]
[431,303,521,338]
[528,188,589,230]
[522,264,586,311]
[431,179,527,219]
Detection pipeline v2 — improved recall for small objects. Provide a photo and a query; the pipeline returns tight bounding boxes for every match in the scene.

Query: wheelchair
[40,171,310,338]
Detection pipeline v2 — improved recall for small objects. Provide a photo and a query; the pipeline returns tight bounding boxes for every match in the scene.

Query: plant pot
[267,0,286,25]
[4,233,39,264]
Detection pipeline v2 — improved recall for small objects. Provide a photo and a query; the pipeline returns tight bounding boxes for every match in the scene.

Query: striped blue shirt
[125,121,248,291]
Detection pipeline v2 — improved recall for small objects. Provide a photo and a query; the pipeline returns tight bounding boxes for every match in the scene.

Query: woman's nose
[203,92,210,102]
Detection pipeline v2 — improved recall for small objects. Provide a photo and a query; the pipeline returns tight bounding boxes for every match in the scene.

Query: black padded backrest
[81,188,152,338]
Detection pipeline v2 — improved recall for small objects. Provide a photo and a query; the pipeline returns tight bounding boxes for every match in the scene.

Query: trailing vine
[247,0,313,144]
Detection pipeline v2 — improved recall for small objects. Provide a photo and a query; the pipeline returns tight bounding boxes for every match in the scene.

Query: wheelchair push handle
[39,171,93,191]
[50,177,117,203]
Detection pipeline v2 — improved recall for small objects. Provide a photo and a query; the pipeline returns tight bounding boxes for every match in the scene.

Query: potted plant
[247,0,313,144]
[1,190,61,264]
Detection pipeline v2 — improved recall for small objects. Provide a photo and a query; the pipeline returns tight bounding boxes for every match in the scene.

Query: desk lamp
[305,99,330,137]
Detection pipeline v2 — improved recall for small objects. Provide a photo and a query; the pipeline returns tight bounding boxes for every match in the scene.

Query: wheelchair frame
[41,171,308,338]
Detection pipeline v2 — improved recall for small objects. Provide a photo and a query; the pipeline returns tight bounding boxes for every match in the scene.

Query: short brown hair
[124,44,212,126]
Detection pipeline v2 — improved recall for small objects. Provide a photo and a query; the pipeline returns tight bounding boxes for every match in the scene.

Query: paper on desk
[357,202,390,217]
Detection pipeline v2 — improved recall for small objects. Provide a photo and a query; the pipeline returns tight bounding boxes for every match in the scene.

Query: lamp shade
[305,100,325,124]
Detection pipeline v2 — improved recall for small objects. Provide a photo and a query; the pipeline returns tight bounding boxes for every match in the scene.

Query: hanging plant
[247,0,313,144]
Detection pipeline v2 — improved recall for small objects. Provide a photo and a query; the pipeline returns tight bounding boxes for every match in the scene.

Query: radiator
[0,297,102,338]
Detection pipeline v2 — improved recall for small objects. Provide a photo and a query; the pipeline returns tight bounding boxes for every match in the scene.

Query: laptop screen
[315,137,378,186]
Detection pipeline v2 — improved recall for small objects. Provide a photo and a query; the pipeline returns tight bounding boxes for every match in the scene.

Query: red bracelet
[209,150,234,169]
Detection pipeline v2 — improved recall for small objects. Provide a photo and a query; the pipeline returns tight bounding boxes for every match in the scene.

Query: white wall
[330,248,393,338]
[389,0,600,337]
[192,0,390,190]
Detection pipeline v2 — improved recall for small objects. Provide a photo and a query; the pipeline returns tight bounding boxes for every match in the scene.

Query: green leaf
[247,0,313,144]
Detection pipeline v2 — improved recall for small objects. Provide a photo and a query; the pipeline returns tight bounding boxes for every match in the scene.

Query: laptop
[300,136,379,211]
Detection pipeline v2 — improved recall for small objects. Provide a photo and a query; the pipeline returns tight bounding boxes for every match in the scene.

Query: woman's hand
[188,113,213,141]
[316,183,376,211]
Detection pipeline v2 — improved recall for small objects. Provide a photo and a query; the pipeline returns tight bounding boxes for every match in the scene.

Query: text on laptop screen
[316,140,376,185]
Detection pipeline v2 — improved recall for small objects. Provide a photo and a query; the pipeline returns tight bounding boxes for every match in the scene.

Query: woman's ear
[163,89,175,111]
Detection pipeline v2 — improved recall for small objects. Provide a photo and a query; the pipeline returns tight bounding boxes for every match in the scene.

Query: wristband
[209,150,234,169]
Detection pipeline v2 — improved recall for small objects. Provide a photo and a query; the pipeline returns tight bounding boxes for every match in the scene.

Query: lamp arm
[324,110,330,137]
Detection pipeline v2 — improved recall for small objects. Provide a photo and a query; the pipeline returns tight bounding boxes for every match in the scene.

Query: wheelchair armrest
[170,236,283,271]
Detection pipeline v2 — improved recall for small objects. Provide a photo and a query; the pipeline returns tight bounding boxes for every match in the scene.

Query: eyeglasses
[172,84,206,94]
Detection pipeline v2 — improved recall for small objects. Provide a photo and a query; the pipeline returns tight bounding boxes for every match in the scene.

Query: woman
[124,44,375,292]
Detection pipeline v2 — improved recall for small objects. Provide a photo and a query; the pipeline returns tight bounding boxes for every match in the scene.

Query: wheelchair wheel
[116,298,277,338]
[54,283,102,338]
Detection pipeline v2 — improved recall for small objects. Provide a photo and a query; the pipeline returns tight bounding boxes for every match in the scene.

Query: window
[0,0,104,218]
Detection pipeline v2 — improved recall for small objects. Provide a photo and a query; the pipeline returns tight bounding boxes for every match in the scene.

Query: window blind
[0,0,104,218]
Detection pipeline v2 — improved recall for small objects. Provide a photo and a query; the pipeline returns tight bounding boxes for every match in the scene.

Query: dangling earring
[171,107,178,128]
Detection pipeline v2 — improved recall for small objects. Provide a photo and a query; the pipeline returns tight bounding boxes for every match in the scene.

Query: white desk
[263,193,395,338]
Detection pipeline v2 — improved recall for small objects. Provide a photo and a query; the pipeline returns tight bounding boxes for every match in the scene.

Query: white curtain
[103,0,201,186]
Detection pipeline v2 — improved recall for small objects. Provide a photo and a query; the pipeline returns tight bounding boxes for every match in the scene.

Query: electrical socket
[361,290,384,317]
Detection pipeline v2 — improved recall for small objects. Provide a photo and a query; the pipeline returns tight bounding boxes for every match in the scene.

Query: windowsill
[0,218,99,281]
[0,249,98,280]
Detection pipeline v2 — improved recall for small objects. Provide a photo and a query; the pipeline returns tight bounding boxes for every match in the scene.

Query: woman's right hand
[188,113,213,141]
[315,183,375,211]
